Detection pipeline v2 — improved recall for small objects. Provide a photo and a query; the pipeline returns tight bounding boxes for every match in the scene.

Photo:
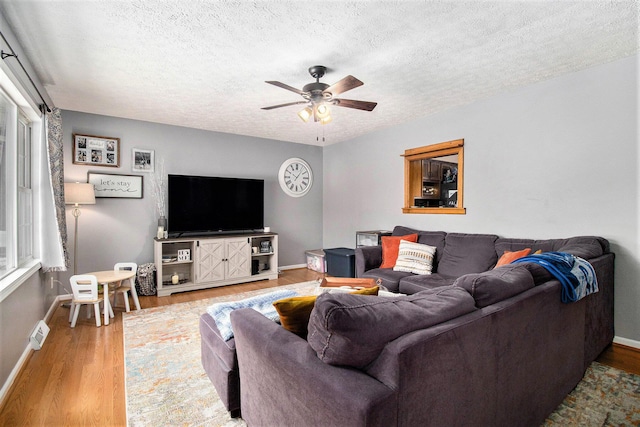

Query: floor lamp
[64,182,96,275]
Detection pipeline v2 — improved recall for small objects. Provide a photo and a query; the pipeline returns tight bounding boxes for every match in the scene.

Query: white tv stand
[153,232,278,296]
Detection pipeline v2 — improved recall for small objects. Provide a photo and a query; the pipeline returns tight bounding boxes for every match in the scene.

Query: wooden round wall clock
[278,157,313,197]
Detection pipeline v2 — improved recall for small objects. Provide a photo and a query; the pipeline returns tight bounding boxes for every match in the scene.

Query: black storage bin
[324,247,356,278]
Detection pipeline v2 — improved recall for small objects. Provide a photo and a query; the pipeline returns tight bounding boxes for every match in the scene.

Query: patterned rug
[123,282,640,427]
[123,281,318,427]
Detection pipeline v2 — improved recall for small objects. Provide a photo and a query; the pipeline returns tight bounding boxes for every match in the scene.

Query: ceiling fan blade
[265,81,304,95]
[325,75,363,96]
[334,98,378,111]
[261,101,307,110]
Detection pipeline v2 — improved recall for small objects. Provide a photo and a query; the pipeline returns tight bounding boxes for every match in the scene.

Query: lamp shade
[297,107,312,122]
[316,104,330,119]
[64,183,96,205]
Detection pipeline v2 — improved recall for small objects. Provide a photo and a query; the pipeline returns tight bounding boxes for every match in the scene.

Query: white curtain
[38,107,68,271]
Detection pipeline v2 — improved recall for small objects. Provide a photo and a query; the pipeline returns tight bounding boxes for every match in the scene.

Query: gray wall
[61,111,323,282]
[323,55,639,342]
[0,271,51,389]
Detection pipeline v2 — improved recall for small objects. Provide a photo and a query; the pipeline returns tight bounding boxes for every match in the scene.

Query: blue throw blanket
[513,252,598,303]
[207,289,299,341]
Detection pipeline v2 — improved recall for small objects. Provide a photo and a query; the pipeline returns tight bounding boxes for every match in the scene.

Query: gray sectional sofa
[204,225,614,426]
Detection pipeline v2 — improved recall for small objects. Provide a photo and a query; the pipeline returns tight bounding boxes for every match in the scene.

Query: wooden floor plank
[0,268,637,426]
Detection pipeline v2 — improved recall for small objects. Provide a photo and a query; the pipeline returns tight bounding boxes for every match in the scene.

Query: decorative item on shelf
[252,246,259,254]
[150,158,167,237]
[177,249,191,261]
[157,216,167,239]
[260,241,271,253]
[171,272,179,285]
[158,216,167,229]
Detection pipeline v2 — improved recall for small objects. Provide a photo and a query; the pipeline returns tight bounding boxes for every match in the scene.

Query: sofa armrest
[355,246,383,277]
[583,252,615,367]
[365,281,586,426]
[231,308,396,427]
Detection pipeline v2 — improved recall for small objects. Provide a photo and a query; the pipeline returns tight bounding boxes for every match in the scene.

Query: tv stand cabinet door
[226,237,252,279]
[195,240,225,283]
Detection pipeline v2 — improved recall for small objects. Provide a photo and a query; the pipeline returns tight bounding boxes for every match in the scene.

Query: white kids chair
[69,275,109,328]
[112,262,141,311]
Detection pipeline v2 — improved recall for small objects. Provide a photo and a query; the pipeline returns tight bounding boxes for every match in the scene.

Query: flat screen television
[168,174,264,236]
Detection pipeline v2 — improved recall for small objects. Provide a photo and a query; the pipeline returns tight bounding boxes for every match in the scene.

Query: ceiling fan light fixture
[320,114,332,125]
[298,107,312,122]
[316,103,330,119]
[263,65,377,124]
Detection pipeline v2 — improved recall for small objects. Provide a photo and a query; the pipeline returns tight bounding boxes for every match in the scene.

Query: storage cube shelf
[356,230,392,248]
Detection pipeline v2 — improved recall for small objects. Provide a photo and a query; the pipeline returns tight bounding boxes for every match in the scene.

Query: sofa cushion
[207,289,299,341]
[273,287,379,338]
[437,233,499,277]
[518,262,554,285]
[495,238,557,257]
[307,287,477,368]
[453,264,535,308]
[398,273,457,294]
[380,234,418,268]
[393,240,437,275]
[495,248,531,268]
[494,236,606,261]
[393,226,447,267]
[555,236,605,259]
[362,268,414,293]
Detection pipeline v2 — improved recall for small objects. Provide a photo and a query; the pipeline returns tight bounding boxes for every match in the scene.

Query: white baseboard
[279,264,306,271]
[613,336,640,350]
[0,294,69,408]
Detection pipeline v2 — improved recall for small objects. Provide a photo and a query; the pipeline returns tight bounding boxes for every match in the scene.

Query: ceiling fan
[261,65,377,124]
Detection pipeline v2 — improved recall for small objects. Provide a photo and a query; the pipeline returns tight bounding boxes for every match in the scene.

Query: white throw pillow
[393,240,436,275]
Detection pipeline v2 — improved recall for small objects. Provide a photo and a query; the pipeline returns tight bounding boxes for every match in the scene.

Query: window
[0,89,35,279]
[402,139,466,214]
[18,114,33,264]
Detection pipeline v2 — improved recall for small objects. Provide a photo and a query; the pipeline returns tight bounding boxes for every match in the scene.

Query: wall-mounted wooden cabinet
[422,159,442,182]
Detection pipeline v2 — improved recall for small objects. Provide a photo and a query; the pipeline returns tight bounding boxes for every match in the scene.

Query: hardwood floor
[596,342,640,376]
[0,267,637,426]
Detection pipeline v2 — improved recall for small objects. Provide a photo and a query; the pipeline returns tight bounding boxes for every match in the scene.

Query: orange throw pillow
[495,248,531,268]
[380,234,418,268]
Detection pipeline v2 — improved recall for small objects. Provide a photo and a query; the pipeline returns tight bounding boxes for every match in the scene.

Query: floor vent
[29,320,50,350]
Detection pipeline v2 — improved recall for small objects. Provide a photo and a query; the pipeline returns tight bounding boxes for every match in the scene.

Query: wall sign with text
[87,173,143,199]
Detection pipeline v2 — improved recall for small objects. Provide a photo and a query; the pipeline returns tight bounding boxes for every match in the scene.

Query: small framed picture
[88,172,143,199]
[73,134,120,167]
[132,148,155,173]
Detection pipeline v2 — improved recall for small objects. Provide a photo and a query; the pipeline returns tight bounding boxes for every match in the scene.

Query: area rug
[124,282,640,426]
[123,281,318,427]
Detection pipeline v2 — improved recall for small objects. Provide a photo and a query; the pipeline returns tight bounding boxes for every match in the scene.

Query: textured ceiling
[0,1,638,146]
